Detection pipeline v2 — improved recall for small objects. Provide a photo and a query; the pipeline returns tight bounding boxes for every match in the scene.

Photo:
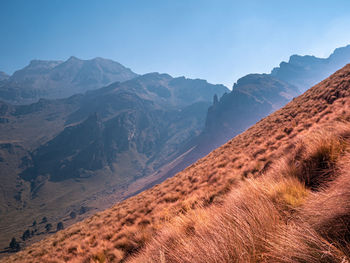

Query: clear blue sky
[1,0,350,87]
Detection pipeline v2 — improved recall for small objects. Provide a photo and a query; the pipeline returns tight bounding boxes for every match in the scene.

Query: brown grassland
[3,64,350,262]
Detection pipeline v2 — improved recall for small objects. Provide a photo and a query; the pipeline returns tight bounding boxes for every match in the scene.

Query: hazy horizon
[1,0,350,87]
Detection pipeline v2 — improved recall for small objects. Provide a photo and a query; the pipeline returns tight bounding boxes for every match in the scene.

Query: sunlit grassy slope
[4,64,350,262]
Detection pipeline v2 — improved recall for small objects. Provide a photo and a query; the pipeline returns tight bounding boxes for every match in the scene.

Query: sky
[1,0,350,87]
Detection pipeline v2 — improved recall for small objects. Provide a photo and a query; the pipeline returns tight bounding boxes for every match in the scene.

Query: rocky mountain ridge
[5,56,350,263]
[0,56,138,104]
[0,71,228,253]
[271,44,350,92]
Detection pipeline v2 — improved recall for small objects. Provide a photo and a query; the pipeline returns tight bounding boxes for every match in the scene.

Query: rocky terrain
[0,72,228,254]
[1,45,350,261]
[4,59,350,263]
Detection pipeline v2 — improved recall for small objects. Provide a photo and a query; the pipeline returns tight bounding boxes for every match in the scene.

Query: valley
[4,53,350,263]
[1,45,350,261]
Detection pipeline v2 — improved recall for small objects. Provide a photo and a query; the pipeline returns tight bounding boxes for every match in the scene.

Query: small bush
[9,237,20,252]
[22,229,31,241]
[70,211,77,219]
[56,222,64,231]
[45,223,52,232]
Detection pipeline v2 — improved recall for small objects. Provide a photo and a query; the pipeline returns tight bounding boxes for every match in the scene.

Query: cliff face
[203,74,298,150]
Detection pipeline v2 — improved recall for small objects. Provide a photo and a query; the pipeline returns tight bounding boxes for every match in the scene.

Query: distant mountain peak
[66,56,81,62]
[1,57,138,103]
[92,57,114,62]
[271,44,350,92]
[233,73,270,87]
[331,44,350,54]
[288,54,320,64]
[140,72,173,80]
[68,55,79,60]
[329,44,350,61]
[27,59,63,69]
[29,59,60,64]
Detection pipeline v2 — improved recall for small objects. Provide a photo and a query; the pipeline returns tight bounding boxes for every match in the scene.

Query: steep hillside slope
[132,123,350,262]
[0,73,228,254]
[0,57,138,104]
[157,74,299,181]
[5,63,350,262]
[163,46,350,183]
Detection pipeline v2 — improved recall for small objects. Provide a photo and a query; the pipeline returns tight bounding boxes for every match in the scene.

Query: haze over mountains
[5,51,350,263]
[18,73,228,183]
[206,44,350,148]
[271,44,350,92]
[0,56,138,104]
[0,66,228,251]
[202,74,298,147]
[162,44,350,177]
[1,44,350,256]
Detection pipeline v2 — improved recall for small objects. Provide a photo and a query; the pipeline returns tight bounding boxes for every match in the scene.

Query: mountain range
[0,57,138,104]
[0,66,228,252]
[1,45,350,256]
[205,44,350,148]
[271,44,350,92]
[4,51,350,263]
[159,45,350,179]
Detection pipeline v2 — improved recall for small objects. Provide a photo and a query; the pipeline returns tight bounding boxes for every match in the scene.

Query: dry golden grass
[130,122,350,263]
[3,65,350,262]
